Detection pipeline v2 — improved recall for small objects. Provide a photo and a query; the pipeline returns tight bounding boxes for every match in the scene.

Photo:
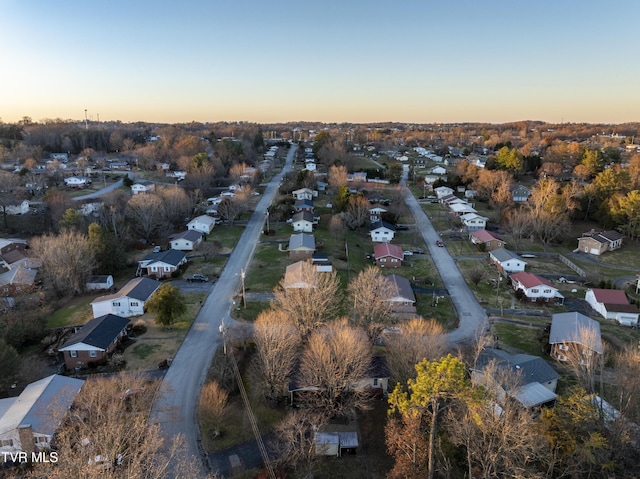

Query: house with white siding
[490,248,526,275]
[187,215,216,234]
[169,230,203,251]
[511,272,561,303]
[90,277,161,318]
[370,221,396,243]
[585,288,639,326]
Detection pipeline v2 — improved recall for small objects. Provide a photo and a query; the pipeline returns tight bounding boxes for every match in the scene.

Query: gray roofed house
[489,248,527,274]
[549,312,603,361]
[136,249,188,279]
[291,211,315,233]
[58,314,130,369]
[383,274,416,313]
[169,229,203,251]
[91,277,161,318]
[85,274,114,291]
[0,375,84,453]
[294,198,314,213]
[471,348,560,408]
[288,233,316,258]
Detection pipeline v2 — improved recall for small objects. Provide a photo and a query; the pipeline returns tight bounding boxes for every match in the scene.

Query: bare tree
[328,164,348,189]
[31,230,96,296]
[347,267,394,335]
[199,380,230,440]
[296,321,373,416]
[468,268,486,289]
[328,214,345,243]
[384,318,446,386]
[156,184,192,229]
[502,208,531,252]
[343,194,370,230]
[252,309,302,403]
[271,410,328,477]
[126,193,165,240]
[612,345,640,423]
[0,170,26,228]
[272,262,342,336]
[562,323,605,395]
[530,209,571,252]
[385,412,428,479]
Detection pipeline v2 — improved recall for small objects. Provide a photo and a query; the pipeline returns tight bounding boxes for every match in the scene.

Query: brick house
[374,243,404,268]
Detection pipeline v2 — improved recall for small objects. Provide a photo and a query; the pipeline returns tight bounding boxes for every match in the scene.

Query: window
[89,350,97,358]
[130,302,138,307]
[113,302,121,307]
[373,378,378,387]
[1,439,14,447]
[164,267,170,272]
[70,350,78,358]
[34,436,48,444]
[544,289,551,293]
[531,289,539,293]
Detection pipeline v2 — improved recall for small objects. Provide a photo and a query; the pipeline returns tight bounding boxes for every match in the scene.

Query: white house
[511,185,531,203]
[0,375,84,454]
[292,188,318,201]
[5,200,30,215]
[370,221,396,243]
[511,272,561,303]
[131,181,155,195]
[369,207,387,223]
[460,212,488,231]
[136,249,188,279]
[449,202,477,216]
[169,230,203,251]
[91,277,161,318]
[431,166,447,175]
[85,275,114,291]
[187,215,216,234]
[490,248,527,275]
[434,186,454,199]
[585,288,639,326]
[64,176,91,188]
[291,211,315,233]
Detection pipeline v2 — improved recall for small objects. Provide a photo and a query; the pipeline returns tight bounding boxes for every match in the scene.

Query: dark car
[436,240,444,247]
[412,248,424,254]
[187,274,209,282]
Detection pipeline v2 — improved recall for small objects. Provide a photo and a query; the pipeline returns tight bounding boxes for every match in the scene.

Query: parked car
[403,251,413,256]
[187,274,209,282]
[436,240,444,247]
[412,248,424,254]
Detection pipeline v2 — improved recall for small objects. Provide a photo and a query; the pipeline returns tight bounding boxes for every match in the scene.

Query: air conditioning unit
[557,355,567,361]
[558,344,568,351]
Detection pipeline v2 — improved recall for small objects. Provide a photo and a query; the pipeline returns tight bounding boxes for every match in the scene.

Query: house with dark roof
[490,248,526,275]
[292,188,317,200]
[471,348,559,408]
[0,261,39,297]
[374,243,404,268]
[85,275,114,291]
[136,249,188,279]
[293,198,314,214]
[0,375,84,454]
[549,312,603,362]
[288,233,316,258]
[291,211,315,233]
[370,221,396,243]
[511,272,561,303]
[169,230,203,251]
[511,184,531,203]
[585,288,639,326]
[383,274,416,313]
[577,230,623,256]
[58,314,130,370]
[90,277,161,318]
[469,230,505,251]
[460,212,488,231]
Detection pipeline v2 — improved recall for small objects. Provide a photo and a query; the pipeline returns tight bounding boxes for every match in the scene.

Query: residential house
[288,233,316,258]
[291,211,315,233]
[511,184,531,203]
[449,202,477,216]
[383,274,416,313]
[434,186,454,199]
[460,212,488,231]
[0,263,38,297]
[577,230,624,256]
[282,260,332,288]
[424,174,439,185]
[316,181,328,192]
[431,166,447,175]
[292,188,318,200]
[369,207,387,223]
[91,277,161,318]
[0,375,84,454]
[470,348,559,408]
[374,243,404,268]
[136,249,188,279]
[169,230,203,251]
[549,312,603,362]
[465,189,478,199]
[131,181,155,195]
[314,431,358,457]
[490,248,527,275]
[469,230,505,251]
[511,272,562,303]
[85,275,114,291]
[0,238,28,256]
[293,199,314,214]
[187,215,216,234]
[370,221,396,243]
[440,194,465,206]
[64,176,91,188]
[58,314,130,370]
[347,172,367,183]
[585,288,639,326]
[5,200,30,216]
[311,253,333,272]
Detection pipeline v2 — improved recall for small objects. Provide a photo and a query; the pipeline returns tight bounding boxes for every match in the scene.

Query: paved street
[149,145,296,474]
[400,169,488,345]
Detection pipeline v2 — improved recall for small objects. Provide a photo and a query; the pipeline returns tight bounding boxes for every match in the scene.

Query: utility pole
[241,268,246,309]
[84,109,88,130]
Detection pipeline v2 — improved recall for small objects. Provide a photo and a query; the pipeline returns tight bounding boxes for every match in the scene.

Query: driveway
[149,146,296,475]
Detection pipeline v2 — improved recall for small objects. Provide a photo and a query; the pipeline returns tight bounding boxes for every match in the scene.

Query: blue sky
[2,0,639,124]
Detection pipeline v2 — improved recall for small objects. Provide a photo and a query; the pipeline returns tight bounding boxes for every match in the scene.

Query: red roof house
[585,288,639,326]
[511,272,562,303]
[373,243,404,269]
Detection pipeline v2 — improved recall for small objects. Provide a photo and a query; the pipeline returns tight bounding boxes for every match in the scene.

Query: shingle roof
[470,230,503,243]
[169,230,203,242]
[511,272,555,289]
[490,248,524,263]
[289,233,316,251]
[139,249,187,267]
[370,220,395,232]
[475,348,560,386]
[86,275,112,284]
[384,274,415,303]
[0,375,83,437]
[59,314,129,351]
[550,312,603,353]
[292,211,314,223]
[373,243,403,259]
[590,288,629,305]
[92,277,161,303]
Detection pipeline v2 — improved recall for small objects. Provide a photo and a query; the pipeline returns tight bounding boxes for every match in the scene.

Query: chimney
[18,424,35,454]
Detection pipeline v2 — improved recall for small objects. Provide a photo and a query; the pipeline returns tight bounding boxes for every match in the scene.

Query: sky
[2,0,639,125]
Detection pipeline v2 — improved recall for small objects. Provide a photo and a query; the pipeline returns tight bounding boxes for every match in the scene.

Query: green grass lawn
[47,299,94,329]
[491,322,547,356]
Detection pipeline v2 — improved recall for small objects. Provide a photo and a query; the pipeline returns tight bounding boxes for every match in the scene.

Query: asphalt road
[400,168,488,345]
[149,145,296,474]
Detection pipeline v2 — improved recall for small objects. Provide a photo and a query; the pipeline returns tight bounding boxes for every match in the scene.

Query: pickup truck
[186,274,209,283]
